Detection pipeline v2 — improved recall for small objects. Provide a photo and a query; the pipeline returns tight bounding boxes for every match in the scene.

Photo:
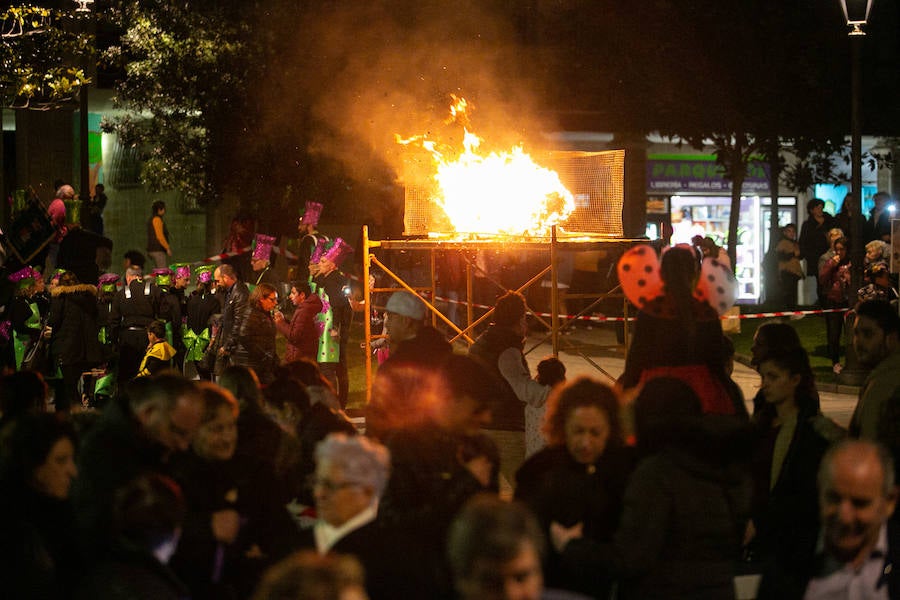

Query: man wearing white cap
[382,291,451,365]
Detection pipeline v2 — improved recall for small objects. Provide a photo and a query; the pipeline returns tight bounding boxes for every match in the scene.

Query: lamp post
[840,0,872,301]
[838,0,872,385]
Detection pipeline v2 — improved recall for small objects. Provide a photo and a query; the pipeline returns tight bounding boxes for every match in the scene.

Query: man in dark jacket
[209,264,249,380]
[71,374,203,562]
[382,290,452,365]
[109,266,160,381]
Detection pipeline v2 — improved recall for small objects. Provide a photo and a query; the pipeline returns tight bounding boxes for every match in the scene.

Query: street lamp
[838,0,872,384]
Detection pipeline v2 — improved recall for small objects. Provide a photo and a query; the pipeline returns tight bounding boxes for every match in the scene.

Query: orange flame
[397,96,574,237]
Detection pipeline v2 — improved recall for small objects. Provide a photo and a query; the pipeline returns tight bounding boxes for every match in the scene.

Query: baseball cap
[385,291,426,320]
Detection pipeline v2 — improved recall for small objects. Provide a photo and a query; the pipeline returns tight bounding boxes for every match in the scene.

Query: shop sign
[647,154,770,193]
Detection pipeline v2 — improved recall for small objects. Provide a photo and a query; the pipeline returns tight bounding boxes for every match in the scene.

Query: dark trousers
[824,309,846,365]
[118,329,148,381]
[779,271,801,310]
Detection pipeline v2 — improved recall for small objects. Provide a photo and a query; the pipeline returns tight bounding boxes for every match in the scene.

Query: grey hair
[315,433,391,498]
[126,265,142,278]
[818,438,896,499]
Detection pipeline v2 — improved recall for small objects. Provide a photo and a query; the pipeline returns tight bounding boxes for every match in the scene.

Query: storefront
[646,154,797,303]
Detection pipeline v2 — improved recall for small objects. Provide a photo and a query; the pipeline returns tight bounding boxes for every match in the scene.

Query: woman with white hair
[299,433,425,600]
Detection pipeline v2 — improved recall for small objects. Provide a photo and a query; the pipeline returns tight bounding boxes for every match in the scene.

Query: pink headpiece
[252,233,276,262]
[300,201,324,227]
[310,237,329,264]
[322,238,354,269]
[8,266,40,284]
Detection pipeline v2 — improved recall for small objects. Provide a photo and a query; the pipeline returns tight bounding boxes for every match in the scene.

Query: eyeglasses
[308,476,361,494]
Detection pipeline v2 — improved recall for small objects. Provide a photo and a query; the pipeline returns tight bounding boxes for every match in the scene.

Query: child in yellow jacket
[135,320,177,378]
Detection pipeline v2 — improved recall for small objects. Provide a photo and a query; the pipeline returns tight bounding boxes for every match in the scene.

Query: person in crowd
[799,198,838,303]
[85,182,107,235]
[530,356,567,457]
[251,551,368,600]
[135,320,177,378]
[75,473,190,600]
[748,346,845,596]
[232,282,279,385]
[775,223,805,310]
[514,377,635,598]
[849,300,900,477]
[0,412,81,599]
[858,262,899,306]
[869,191,894,243]
[123,249,146,273]
[312,238,353,407]
[207,263,249,380]
[865,239,891,269]
[71,373,203,559]
[274,280,323,363]
[447,494,586,600]
[47,270,104,410]
[146,200,172,269]
[294,201,326,284]
[469,290,551,468]
[169,382,297,599]
[0,370,48,429]
[381,289,452,365]
[151,267,182,362]
[550,378,753,600]
[276,359,342,410]
[692,234,731,268]
[264,376,356,503]
[379,354,498,597]
[8,266,48,371]
[835,194,870,249]
[184,264,219,380]
[58,216,113,287]
[45,184,73,272]
[218,365,292,500]
[109,265,161,381]
[749,320,805,417]
[816,227,846,277]
[295,433,423,600]
[97,272,120,357]
[803,439,899,598]
[619,245,747,417]
[819,236,852,374]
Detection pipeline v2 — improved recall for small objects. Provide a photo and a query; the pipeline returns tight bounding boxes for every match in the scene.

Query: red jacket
[277,293,323,363]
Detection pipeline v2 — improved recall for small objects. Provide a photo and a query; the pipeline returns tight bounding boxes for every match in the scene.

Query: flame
[397,96,574,237]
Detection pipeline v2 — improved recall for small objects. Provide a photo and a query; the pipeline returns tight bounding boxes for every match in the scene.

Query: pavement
[518,323,860,428]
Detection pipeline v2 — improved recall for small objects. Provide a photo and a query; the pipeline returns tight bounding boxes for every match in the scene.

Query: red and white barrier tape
[192,245,298,267]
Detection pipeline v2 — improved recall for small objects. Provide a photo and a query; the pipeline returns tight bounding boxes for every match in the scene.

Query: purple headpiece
[171,263,191,280]
[8,266,39,287]
[300,201,324,227]
[195,264,216,284]
[98,272,120,293]
[152,268,174,286]
[310,237,330,265]
[322,237,354,269]
[252,233,276,262]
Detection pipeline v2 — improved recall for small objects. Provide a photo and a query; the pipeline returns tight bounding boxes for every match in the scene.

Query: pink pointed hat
[252,233,276,262]
[299,201,324,227]
[321,237,354,269]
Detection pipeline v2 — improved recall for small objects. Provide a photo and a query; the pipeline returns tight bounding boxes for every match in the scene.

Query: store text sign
[647,155,770,193]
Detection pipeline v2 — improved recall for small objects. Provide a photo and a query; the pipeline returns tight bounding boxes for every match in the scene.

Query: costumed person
[135,320,177,378]
[45,185,73,272]
[151,267,182,361]
[311,238,353,407]
[617,244,747,417]
[170,263,192,369]
[146,200,171,269]
[184,265,219,380]
[274,280,323,363]
[248,233,278,288]
[221,214,256,284]
[8,266,49,371]
[294,201,326,284]
[94,273,120,406]
[108,266,161,381]
[47,271,104,412]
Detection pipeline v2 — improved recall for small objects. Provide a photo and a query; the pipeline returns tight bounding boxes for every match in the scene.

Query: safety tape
[378,293,851,323]
[192,245,298,266]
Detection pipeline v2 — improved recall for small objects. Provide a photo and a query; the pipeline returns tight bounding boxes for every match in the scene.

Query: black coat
[213,281,249,360]
[75,539,189,600]
[169,451,298,600]
[48,283,104,366]
[515,445,637,597]
[468,325,528,430]
[232,304,278,384]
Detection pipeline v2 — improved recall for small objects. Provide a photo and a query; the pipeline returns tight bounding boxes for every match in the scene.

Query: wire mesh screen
[403,149,624,236]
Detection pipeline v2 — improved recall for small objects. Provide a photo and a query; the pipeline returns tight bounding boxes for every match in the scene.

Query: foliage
[102,0,263,206]
[0,5,94,110]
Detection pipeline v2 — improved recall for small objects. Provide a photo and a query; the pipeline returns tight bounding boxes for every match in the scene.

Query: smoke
[262,0,558,190]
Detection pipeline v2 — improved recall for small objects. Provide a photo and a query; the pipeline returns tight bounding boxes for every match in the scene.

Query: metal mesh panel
[403,149,624,236]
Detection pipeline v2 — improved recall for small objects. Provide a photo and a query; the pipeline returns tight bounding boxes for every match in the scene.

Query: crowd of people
[0,187,899,599]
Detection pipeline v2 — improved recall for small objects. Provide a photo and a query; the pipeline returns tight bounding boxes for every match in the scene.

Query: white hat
[385,291,426,320]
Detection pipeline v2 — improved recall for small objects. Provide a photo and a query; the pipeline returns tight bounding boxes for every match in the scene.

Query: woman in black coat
[231,283,279,385]
[47,271,103,411]
[514,377,635,598]
[169,382,297,600]
[0,413,81,599]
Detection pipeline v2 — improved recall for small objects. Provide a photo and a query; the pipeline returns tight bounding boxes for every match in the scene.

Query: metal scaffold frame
[360,225,647,402]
